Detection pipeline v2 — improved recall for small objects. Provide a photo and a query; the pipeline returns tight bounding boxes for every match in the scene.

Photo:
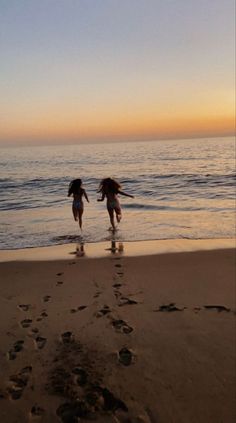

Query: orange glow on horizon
[0,112,234,144]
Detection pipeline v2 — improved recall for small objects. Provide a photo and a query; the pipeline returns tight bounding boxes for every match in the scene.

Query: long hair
[68,178,82,196]
[98,178,121,194]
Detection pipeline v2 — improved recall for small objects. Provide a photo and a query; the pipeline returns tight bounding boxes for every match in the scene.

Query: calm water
[0,137,235,249]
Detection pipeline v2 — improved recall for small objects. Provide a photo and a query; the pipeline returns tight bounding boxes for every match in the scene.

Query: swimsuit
[73,200,83,209]
[108,200,118,208]
[107,198,121,213]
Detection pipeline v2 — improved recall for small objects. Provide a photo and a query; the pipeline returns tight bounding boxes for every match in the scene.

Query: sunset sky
[0,0,235,146]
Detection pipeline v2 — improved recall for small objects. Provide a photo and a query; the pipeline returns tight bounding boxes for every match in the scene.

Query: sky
[0,0,235,146]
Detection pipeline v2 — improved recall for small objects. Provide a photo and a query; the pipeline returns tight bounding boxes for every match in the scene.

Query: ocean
[0,137,235,249]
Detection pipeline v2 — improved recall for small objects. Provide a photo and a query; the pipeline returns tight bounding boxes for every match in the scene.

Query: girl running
[97,178,134,230]
[68,179,89,230]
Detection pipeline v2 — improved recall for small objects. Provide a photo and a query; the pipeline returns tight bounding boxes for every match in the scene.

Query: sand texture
[0,247,235,422]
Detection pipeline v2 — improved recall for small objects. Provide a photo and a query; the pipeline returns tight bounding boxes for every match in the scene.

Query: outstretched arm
[83,190,89,203]
[118,190,134,198]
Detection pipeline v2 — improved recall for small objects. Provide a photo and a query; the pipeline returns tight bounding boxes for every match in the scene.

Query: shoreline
[0,237,235,262]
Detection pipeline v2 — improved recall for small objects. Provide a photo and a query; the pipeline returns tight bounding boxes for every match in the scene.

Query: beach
[0,239,235,422]
[1,1,235,421]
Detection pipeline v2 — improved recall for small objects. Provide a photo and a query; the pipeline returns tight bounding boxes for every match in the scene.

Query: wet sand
[0,241,235,422]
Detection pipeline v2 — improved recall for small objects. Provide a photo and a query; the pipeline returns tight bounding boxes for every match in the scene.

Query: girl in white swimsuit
[68,179,89,230]
[97,178,134,231]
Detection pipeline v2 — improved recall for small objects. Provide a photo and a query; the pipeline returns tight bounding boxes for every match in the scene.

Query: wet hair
[68,178,82,196]
[98,178,121,194]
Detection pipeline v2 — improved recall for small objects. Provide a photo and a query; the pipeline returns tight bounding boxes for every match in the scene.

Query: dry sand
[0,241,235,422]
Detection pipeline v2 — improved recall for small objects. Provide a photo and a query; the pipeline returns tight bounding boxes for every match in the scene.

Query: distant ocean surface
[0,137,235,249]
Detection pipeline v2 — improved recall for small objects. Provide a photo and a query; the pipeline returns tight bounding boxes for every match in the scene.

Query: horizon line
[0,133,236,152]
[0,133,235,149]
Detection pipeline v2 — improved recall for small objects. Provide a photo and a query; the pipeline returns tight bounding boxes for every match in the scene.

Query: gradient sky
[0,0,235,146]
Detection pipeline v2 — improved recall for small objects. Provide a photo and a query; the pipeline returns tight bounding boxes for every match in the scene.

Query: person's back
[68,179,89,229]
[104,184,118,203]
[72,186,85,203]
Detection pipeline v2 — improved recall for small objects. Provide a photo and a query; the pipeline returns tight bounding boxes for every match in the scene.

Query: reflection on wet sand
[108,239,124,254]
[72,239,124,257]
[76,242,85,257]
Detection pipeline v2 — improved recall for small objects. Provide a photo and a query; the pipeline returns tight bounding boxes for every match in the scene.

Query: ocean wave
[123,203,199,211]
[122,203,235,212]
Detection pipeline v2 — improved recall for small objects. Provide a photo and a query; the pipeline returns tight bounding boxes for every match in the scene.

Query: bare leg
[116,212,122,223]
[115,206,122,223]
[108,208,115,230]
[72,205,78,221]
[78,209,83,230]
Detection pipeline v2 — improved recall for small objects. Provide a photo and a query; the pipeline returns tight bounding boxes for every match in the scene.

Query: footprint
[31,404,45,417]
[117,272,124,276]
[115,264,122,268]
[7,351,17,360]
[57,272,64,276]
[50,366,71,395]
[56,281,64,286]
[8,366,32,400]
[56,388,128,419]
[35,336,47,350]
[20,319,32,328]
[13,340,24,352]
[96,305,111,317]
[41,311,48,317]
[71,305,87,313]
[102,388,128,412]
[111,319,133,334]
[30,328,39,334]
[113,283,122,288]
[118,347,133,366]
[77,305,87,311]
[155,303,184,312]
[118,297,138,307]
[7,340,24,360]
[204,305,230,312]
[0,389,7,399]
[61,331,74,344]
[28,328,40,339]
[114,291,122,299]
[8,385,24,400]
[56,401,89,420]
[21,366,32,374]
[43,295,51,303]
[72,367,88,386]
[18,304,31,312]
